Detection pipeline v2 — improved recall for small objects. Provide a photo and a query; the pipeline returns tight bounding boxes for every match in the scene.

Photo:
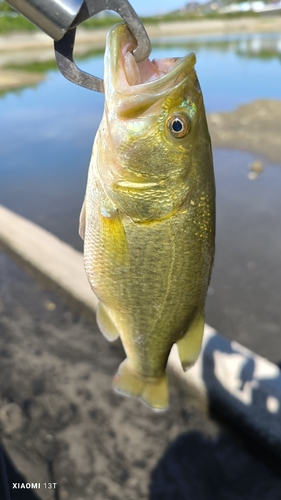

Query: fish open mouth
[105,23,196,95]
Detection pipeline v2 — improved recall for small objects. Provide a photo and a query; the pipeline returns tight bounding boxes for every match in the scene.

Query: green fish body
[80,24,215,410]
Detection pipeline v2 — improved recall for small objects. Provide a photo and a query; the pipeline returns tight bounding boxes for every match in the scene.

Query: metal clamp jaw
[54,0,151,93]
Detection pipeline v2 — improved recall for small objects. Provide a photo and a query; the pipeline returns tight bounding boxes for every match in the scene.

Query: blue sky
[128,0,188,16]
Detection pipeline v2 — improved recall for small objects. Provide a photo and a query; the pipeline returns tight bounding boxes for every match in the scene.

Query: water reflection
[236,34,281,59]
[152,32,281,58]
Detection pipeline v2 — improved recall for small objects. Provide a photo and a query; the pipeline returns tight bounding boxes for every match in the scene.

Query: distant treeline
[0,2,273,35]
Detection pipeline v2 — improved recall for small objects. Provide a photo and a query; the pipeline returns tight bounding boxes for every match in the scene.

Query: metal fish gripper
[54,0,151,93]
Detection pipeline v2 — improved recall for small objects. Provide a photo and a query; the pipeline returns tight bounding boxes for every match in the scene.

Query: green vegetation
[0,1,280,35]
[67,10,265,31]
[5,59,58,73]
[0,15,37,32]
[83,14,120,29]
[201,10,260,18]
[0,1,36,33]
[0,4,267,35]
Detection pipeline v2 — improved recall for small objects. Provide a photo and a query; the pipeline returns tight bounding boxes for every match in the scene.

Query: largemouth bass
[79,23,215,410]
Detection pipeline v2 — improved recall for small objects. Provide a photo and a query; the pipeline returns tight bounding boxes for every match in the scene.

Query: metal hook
[54,0,151,93]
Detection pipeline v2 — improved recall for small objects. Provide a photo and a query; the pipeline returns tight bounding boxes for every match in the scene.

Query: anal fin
[96,302,119,342]
[113,359,168,411]
[177,312,205,371]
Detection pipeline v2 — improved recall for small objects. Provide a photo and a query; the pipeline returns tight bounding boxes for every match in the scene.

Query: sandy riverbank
[0,68,44,91]
[1,16,281,90]
[208,99,281,164]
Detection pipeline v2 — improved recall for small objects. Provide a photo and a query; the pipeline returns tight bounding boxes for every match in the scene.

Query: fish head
[98,23,213,222]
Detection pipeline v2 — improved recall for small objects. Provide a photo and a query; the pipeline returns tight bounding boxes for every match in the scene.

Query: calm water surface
[1,31,281,361]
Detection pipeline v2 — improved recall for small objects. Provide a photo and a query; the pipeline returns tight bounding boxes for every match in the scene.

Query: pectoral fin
[79,199,86,240]
[177,312,205,371]
[96,302,119,342]
[100,206,129,265]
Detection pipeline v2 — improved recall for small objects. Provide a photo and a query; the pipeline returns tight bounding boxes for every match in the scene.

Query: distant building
[180,2,201,13]
[219,0,281,13]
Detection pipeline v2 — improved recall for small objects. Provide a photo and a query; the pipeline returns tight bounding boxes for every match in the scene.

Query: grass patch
[5,59,58,73]
[0,14,37,33]
[0,9,279,35]
[83,15,119,29]
[0,10,269,35]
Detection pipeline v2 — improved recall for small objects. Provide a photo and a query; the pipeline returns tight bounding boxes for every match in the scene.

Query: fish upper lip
[122,53,196,94]
[107,24,196,94]
[133,53,196,92]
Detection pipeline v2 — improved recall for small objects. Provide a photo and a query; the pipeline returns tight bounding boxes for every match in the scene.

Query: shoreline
[1,16,281,90]
[1,16,281,52]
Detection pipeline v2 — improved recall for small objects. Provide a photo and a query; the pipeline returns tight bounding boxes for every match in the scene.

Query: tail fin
[113,359,168,411]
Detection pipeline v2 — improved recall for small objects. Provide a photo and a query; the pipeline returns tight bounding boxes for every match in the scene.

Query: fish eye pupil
[167,113,190,138]
[172,119,183,132]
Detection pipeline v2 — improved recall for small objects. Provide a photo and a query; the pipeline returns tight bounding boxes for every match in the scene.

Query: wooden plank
[0,204,98,318]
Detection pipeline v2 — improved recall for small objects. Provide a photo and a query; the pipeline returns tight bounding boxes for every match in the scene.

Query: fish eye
[167,114,190,139]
